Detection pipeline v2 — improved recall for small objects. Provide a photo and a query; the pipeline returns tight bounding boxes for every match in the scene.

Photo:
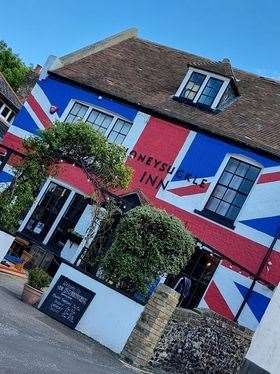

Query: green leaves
[101,205,196,294]
[0,40,31,91]
[0,121,132,233]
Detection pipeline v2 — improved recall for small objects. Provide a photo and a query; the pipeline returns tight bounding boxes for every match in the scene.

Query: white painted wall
[39,263,144,353]
[245,283,280,373]
[0,231,15,262]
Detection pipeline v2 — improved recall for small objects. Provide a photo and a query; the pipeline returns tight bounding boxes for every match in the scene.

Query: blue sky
[1,0,280,78]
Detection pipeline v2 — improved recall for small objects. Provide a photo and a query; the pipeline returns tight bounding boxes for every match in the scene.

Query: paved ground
[0,273,148,374]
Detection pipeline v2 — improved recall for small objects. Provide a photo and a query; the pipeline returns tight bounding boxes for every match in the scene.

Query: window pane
[239,179,254,194]
[205,157,260,223]
[86,109,113,133]
[197,77,223,107]
[216,201,230,215]
[107,119,132,145]
[225,158,239,173]
[233,193,247,207]
[223,189,236,203]
[213,185,226,199]
[206,197,220,212]
[236,162,249,177]
[1,106,10,118]
[246,166,260,181]
[229,175,243,189]
[226,206,240,220]
[66,103,89,123]
[181,72,206,101]
[220,171,232,186]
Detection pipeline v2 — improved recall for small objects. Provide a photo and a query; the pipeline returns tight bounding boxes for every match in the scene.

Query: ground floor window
[166,246,220,309]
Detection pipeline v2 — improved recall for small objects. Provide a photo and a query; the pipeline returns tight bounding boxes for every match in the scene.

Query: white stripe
[8,125,35,140]
[31,84,59,122]
[24,101,45,130]
[3,164,15,176]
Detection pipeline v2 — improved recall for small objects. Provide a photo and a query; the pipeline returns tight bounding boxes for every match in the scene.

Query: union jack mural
[1,74,280,331]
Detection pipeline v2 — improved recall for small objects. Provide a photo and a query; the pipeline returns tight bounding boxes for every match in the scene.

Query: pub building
[1,29,280,331]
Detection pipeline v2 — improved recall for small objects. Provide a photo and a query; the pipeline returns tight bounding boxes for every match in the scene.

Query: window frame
[175,68,230,110]
[194,155,262,229]
[61,100,133,145]
[0,100,15,125]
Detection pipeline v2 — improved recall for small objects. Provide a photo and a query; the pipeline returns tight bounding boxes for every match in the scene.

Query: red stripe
[204,282,235,320]
[169,183,210,196]
[257,171,280,184]
[1,133,26,154]
[26,94,52,129]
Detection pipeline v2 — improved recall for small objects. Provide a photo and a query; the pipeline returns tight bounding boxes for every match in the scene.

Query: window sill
[173,96,220,113]
[194,209,235,229]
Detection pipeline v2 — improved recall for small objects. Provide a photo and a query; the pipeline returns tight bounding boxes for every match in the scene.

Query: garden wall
[39,262,144,353]
[150,307,252,373]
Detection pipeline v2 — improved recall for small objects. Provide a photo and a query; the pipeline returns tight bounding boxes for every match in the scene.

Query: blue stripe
[0,171,13,183]
[12,107,41,135]
[172,133,279,182]
[235,282,271,322]
[240,216,280,237]
[38,77,138,122]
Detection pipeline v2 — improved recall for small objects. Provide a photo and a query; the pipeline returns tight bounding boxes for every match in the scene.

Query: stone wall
[121,284,179,367]
[150,308,252,374]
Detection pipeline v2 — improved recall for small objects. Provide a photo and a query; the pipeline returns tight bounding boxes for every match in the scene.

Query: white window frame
[18,177,87,245]
[60,99,133,144]
[196,153,263,226]
[0,100,14,125]
[175,68,230,110]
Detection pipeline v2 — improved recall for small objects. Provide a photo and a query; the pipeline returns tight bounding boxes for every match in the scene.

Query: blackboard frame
[40,275,95,329]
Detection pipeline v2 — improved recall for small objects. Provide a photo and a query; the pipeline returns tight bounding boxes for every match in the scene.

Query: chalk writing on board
[40,275,95,329]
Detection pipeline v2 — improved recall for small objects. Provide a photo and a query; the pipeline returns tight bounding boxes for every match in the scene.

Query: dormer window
[175,68,231,110]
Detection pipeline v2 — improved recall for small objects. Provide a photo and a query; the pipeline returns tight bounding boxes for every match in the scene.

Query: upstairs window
[65,102,132,145]
[202,158,260,227]
[181,72,206,101]
[197,77,223,107]
[175,68,230,110]
[0,99,15,124]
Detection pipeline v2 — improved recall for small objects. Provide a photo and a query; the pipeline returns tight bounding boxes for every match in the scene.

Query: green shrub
[101,205,196,293]
[28,268,51,290]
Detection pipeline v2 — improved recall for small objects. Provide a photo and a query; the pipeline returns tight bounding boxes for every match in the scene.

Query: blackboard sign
[40,275,95,329]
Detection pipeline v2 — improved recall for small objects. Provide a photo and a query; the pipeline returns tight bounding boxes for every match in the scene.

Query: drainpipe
[234,230,280,323]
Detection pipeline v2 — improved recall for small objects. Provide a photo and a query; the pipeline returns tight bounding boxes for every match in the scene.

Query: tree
[0,121,132,233]
[101,205,196,293]
[0,41,31,91]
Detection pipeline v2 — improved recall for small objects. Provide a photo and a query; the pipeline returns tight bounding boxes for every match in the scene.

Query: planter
[21,283,43,305]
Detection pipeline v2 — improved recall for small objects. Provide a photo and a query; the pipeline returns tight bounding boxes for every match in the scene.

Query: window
[65,102,89,123]
[180,72,206,101]
[203,158,260,225]
[0,100,15,124]
[107,119,132,145]
[65,102,132,145]
[23,182,71,241]
[176,68,231,110]
[197,77,223,107]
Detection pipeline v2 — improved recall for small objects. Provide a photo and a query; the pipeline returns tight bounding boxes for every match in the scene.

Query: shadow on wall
[150,308,253,374]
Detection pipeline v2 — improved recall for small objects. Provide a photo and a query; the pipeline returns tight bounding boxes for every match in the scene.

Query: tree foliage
[0,40,31,90]
[101,205,196,293]
[0,121,132,233]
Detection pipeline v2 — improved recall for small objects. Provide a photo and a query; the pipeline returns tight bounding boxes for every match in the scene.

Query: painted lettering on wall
[127,149,208,191]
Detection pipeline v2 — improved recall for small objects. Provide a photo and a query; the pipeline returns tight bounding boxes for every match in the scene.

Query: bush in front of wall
[28,268,51,290]
[101,205,196,294]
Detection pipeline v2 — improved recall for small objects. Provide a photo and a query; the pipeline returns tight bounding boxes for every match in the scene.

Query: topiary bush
[101,205,196,294]
[28,268,51,290]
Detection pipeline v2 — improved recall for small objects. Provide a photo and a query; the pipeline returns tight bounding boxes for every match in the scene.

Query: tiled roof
[0,72,21,110]
[52,36,280,158]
